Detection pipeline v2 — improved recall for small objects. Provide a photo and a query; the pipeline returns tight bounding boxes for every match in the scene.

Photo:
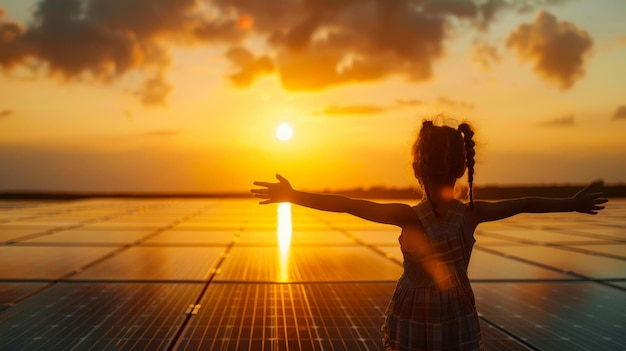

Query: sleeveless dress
[381,200,486,351]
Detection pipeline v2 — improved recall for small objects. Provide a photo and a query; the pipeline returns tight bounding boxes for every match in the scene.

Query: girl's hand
[572,181,608,214]
[251,174,294,204]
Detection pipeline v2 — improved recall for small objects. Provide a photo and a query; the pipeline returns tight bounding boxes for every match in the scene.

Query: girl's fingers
[253,181,275,187]
[579,183,594,193]
[580,181,603,195]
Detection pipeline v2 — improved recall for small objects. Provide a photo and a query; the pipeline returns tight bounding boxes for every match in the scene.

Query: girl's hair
[412,118,476,208]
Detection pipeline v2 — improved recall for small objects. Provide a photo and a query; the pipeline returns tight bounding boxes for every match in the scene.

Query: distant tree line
[1,184,624,200]
[329,184,626,199]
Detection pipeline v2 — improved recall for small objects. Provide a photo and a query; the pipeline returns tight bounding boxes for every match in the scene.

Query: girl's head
[412,118,476,207]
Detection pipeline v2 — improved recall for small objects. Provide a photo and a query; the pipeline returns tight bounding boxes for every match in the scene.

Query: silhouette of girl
[251,118,607,351]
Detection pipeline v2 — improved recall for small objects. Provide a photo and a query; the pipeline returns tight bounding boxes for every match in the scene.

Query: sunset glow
[0,1,624,192]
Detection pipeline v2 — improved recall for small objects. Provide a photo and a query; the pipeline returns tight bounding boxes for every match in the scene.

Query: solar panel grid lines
[165,216,249,351]
[473,282,626,351]
[476,245,626,280]
[0,198,625,350]
[176,284,390,351]
[0,283,202,351]
[0,201,220,304]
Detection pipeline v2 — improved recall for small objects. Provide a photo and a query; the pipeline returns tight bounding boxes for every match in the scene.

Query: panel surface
[474,282,626,351]
[217,247,403,282]
[1,198,624,351]
[0,246,117,279]
[0,283,201,351]
[486,245,626,279]
[70,247,226,281]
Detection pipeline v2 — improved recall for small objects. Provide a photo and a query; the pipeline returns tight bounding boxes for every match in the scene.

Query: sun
[275,123,293,141]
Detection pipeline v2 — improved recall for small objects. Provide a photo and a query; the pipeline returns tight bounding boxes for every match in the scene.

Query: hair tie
[458,123,474,138]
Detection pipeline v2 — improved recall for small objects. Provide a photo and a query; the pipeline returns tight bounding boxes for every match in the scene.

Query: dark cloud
[0,0,245,106]
[134,74,173,107]
[322,104,388,116]
[216,0,561,90]
[472,41,500,71]
[0,21,30,69]
[0,1,165,81]
[226,46,274,87]
[437,96,474,110]
[540,114,575,127]
[0,1,573,106]
[613,105,626,120]
[269,1,449,91]
[507,11,593,90]
[0,109,14,118]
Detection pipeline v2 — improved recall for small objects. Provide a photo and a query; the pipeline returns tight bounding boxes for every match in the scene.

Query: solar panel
[0,198,624,350]
[0,283,201,351]
[474,282,626,351]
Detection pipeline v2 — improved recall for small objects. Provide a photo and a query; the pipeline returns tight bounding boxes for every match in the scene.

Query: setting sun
[0,1,624,192]
[275,123,293,141]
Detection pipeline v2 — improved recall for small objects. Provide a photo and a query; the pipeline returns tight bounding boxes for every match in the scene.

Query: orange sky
[0,0,625,192]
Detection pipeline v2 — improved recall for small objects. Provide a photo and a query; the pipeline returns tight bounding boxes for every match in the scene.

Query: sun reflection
[277,202,292,282]
[277,202,292,253]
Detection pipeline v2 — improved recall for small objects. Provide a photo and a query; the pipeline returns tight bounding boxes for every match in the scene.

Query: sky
[0,0,625,193]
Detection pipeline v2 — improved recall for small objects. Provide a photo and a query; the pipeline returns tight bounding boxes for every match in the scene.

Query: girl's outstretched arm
[472,181,608,224]
[251,174,416,227]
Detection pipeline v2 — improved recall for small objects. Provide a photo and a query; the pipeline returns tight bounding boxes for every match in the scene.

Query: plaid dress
[382,200,486,351]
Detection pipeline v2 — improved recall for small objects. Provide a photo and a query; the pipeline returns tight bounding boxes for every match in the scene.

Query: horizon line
[1,182,624,200]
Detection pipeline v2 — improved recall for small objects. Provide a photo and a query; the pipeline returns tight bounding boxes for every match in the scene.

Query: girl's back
[382,199,486,351]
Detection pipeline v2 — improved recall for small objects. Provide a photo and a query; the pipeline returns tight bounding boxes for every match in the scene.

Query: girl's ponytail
[458,123,475,208]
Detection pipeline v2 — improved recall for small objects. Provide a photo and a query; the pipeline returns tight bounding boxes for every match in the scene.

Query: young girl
[251,118,607,351]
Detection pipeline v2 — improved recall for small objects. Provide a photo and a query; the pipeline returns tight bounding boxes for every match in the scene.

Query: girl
[251,118,607,351]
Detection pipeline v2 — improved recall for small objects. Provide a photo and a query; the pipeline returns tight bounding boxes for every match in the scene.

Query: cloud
[134,74,173,107]
[613,105,626,120]
[0,0,245,106]
[0,1,572,106]
[396,99,423,106]
[540,114,575,127]
[226,46,274,87]
[318,96,474,116]
[266,1,454,91]
[321,104,388,116]
[506,11,593,90]
[0,1,163,81]
[437,96,474,110]
[472,41,500,71]
[0,109,14,118]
